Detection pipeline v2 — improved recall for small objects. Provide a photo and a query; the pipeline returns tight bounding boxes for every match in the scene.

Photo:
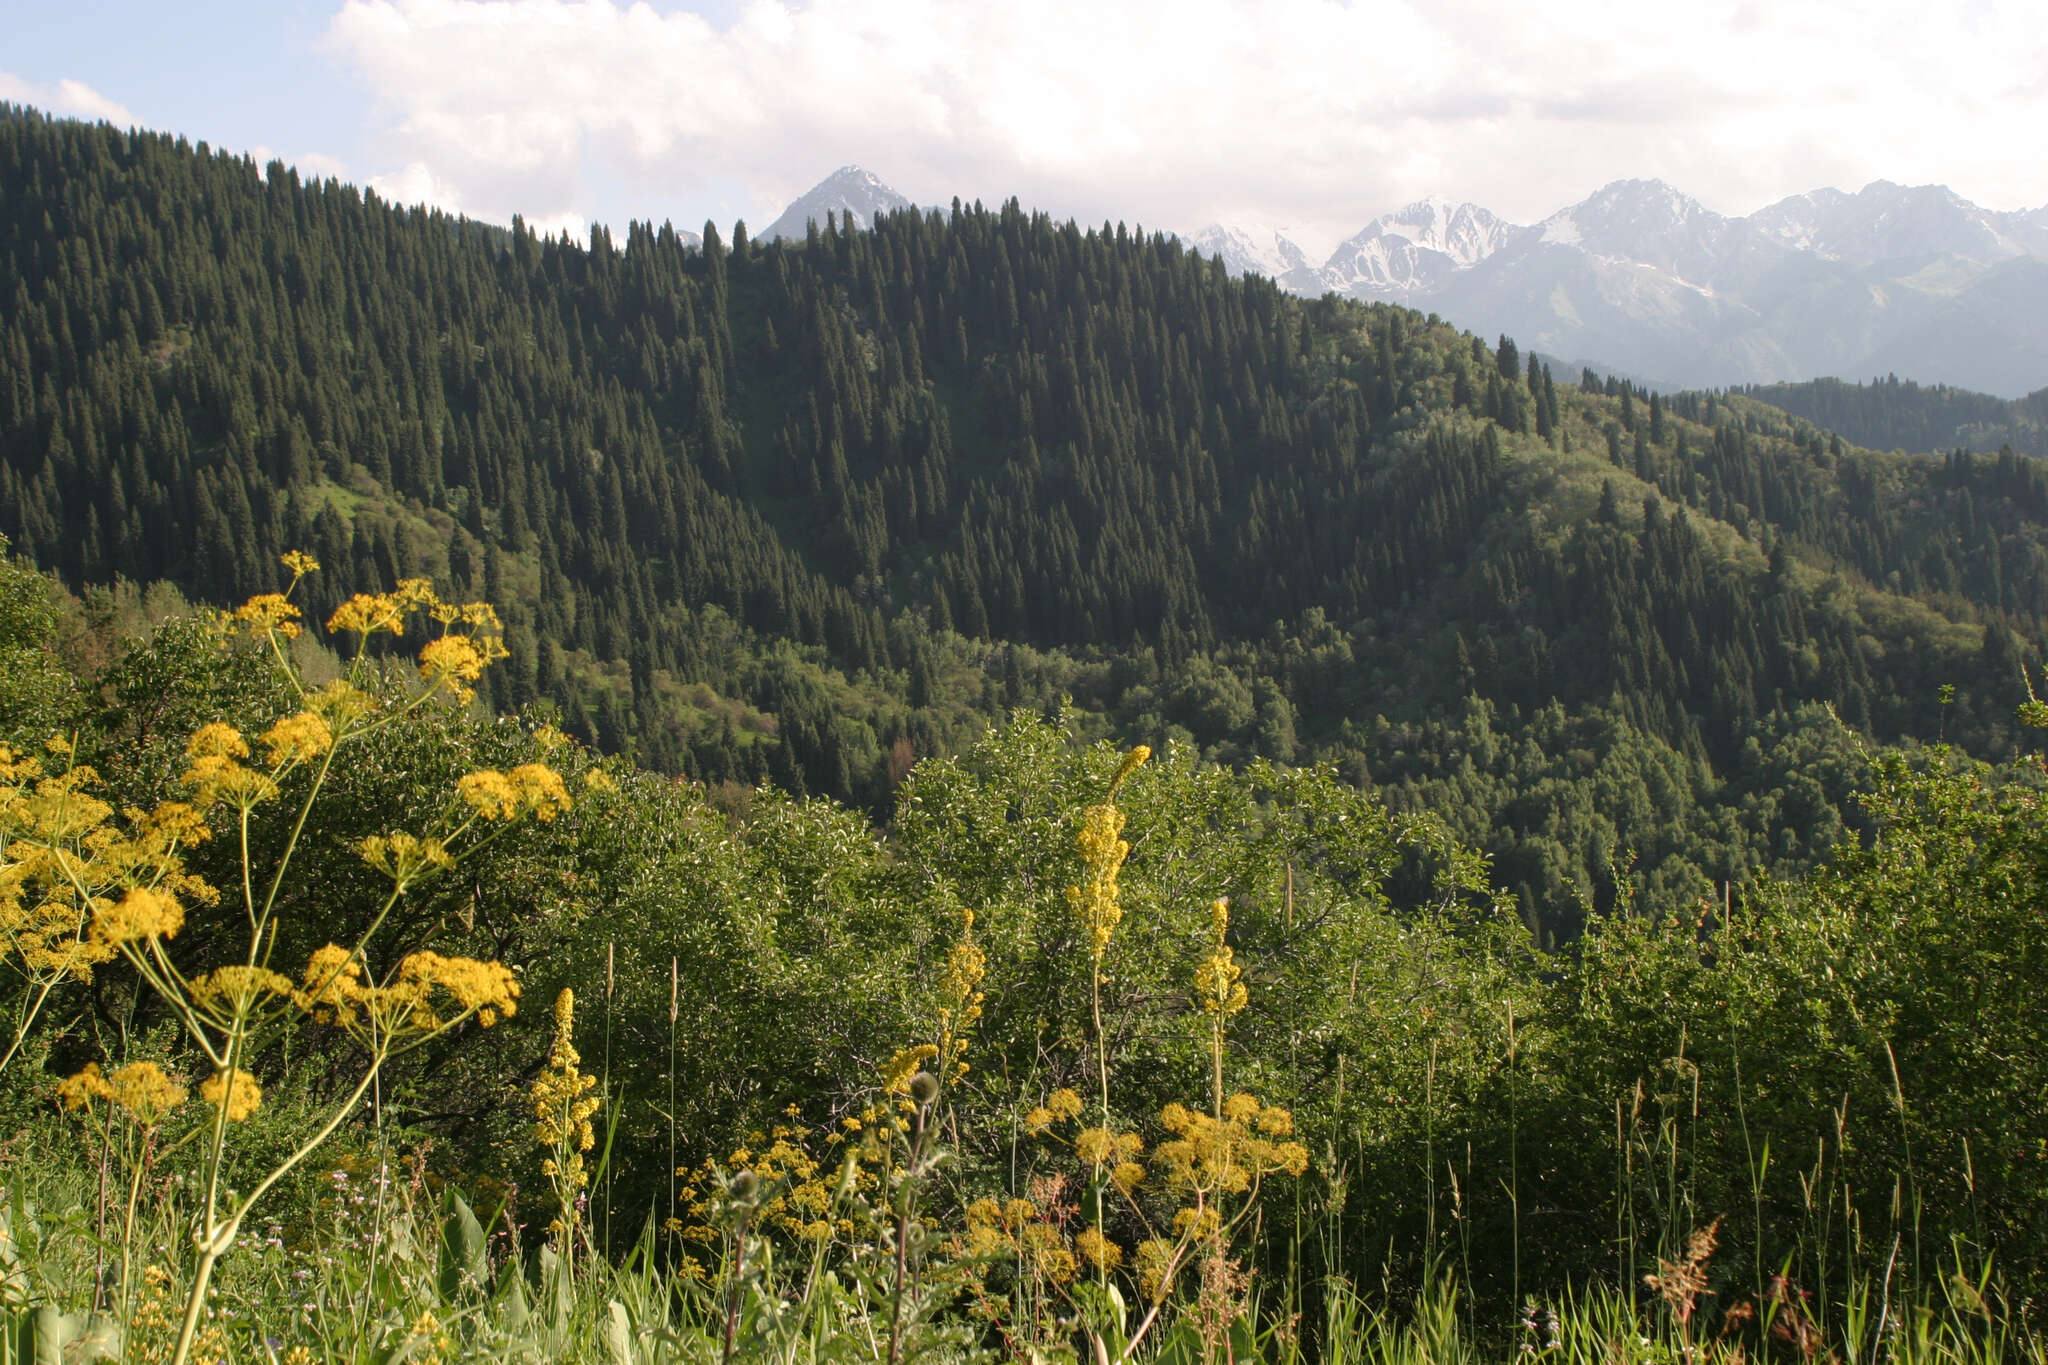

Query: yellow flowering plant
[532,987,601,1273]
[0,739,213,1075]
[1023,788,1307,1365]
[1067,744,1148,1128]
[35,553,556,1365]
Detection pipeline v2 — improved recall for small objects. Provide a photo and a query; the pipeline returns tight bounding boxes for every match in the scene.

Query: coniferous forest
[4,105,2048,1361]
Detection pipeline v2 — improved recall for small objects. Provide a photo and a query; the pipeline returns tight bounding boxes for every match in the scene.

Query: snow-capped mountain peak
[1187,222,1314,281]
[1536,179,1733,273]
[1752,179,2036,265]
[1321,199,1525,294]
[761,166,914,241]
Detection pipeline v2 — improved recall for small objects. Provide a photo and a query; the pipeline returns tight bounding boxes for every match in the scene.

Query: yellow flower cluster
[1024,1088,1146,1193]
[320,576,510,705]
[531,989,599,1184]
[357,831,454,883]
[230,593,303,640]
[1023,1087,1085,1132]
[299,945,368,1027]
[392,951,521,1029]
[89,885,185,947]
[4,749,215,991]
[55,1060,188,1122]
[418,635,507,700]
[1193,897,1247,1017]
[181,723,279,809]
[200,1067,263,1121]
[259,712,333,766]
[189,965,296,1012]
[456,764,572,822]
[879,1043,940,1097]
[296,943,519,1035]
[1152,1094,1308,1198]
[1135,1235,1180,1304]
[935,908,986,1081]
[962,1196,1078,1284]
[1073,1126,1147,1192]
[1068,803,1129,965]
[677,1119,846,1245]
[1065,744,1148,966]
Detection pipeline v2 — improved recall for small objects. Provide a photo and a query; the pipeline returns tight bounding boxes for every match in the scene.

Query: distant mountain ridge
[758,168,2048,397]
[1188,179,2048,398]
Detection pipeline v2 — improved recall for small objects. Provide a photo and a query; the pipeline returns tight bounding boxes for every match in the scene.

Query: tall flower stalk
[1066,745,1148,1126]
[532,986,601,1278]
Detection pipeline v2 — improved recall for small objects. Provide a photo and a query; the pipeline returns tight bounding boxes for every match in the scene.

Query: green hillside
[7,106,2048,933]
[1731,373,2048,457]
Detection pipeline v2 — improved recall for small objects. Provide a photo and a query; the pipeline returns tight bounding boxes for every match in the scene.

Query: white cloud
[323,0,2048,244]
[367,159,464,211]
[0,72,139,128]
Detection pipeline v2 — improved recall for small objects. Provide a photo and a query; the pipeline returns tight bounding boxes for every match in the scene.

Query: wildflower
[106,1061,187,1123]
[306,680,377,728]
[1075,1127,1117,1165]
[1153,1094,1308,1197]
[936,907,985,1079]
[136,800,210,847]
[457,764,571,822]
[417,635,496,700]
[1193,898,1247,1017]
[1068,802,1129,962]
[91,886,185,945]
[300,945,369,1027]
[186,724,249,761]
[456,769,518,819]
[191,966,297,1012]
[280,550,321,579]
[357,832,453,885]
[879,1044,940,1096]
[1136,1237,1179,1303]
[394,950,520,1028]
[1076,1226,1124,1272]
[509,764,571,820]
[201,1068,263,1121]
[55,1063,114,1112]
[583,769,618,794]
[1066,745,1148,966]
[259,712,333,766]
[327,593,405,638]
[532,989,599,1155]
[232,593,303,639]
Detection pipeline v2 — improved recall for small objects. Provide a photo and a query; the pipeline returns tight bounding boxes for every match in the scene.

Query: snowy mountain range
[760,168,2048,397]
[1194,179,2048,397]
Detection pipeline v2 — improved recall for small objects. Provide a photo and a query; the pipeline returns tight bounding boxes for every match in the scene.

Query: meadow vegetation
[0,545,2043,1362]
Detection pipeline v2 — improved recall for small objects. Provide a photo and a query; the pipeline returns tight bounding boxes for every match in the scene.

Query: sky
[7,0,2048,257]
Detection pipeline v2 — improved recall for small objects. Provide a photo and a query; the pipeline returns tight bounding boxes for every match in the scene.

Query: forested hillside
[7,106,2048,934]
[1731,373,2048,458]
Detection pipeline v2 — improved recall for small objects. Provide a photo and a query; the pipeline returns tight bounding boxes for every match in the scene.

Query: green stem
[1092,963,1110,1127]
